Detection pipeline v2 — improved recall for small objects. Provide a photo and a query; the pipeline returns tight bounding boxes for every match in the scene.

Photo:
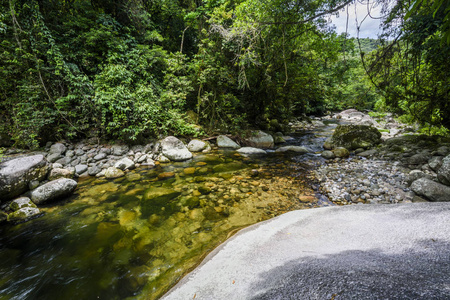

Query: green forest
[0,0,449,149]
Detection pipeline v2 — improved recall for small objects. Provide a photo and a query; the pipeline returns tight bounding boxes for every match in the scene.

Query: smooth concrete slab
[162,203,450,300]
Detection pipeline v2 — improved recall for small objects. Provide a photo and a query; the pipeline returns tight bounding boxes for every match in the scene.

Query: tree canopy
[0,0,448,148]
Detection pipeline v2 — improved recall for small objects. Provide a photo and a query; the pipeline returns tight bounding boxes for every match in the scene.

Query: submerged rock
[160,136,193,161]
[217,135,240,149]
[0,154,49,201]
[275,146,311,154]
[237,147,267,155]
[30,178,78,204]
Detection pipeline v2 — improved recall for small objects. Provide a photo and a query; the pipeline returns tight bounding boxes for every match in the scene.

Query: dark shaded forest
[0,0,449,148]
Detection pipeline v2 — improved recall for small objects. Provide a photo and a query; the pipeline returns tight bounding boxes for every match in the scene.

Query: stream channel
[0,122,338,300]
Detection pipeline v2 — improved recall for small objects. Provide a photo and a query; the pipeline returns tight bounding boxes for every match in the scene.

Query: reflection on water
[0,147,333,300]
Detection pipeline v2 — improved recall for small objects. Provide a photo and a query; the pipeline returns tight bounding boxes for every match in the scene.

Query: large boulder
[244,130,274,148]
[30,178,77,204]
[160,136,193,161]
[217,135,240,149]
[331,125,381,150]
[437,155,450,185]
[411,178,450,202]
[0,155,49,201]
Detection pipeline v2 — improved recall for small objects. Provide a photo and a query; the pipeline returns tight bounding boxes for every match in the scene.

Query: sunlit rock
[104,167,125,179]
[217,135,240,149]
[160,136,193,161]
[30,178,78,204]
[0,154,49,201]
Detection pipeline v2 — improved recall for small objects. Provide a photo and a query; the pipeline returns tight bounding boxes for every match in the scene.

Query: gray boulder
[217,135,240,149]
[244,130,274,148]
[407,170,432,186]
[357,149,378,157]
[160,136,193,161]
[54,156,73,166]
[49,143,67,155]
[88,165,102,176]
[408,153,430,166]
[187,139,209,152]
[331,125,381,150]
[93,152,107,161]
[46,153,63,163]
[112,145,129,156]
[75,164,88,175]
[0,155,49,201]
[275,146,312,154]
[30,178,77,204]
[411,178,450,202]
[114,158,135,170]
[135,153,147,164]
[428,156,444,172]
[437,155,450,185]
[237,147,267,155]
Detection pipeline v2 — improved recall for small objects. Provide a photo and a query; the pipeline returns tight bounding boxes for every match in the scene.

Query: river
[0,122,338,300]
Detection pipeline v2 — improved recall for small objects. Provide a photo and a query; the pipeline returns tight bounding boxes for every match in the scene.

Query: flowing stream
[0,123,337,300]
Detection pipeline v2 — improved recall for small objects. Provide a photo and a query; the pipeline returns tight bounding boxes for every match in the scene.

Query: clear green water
[0,150,330,300]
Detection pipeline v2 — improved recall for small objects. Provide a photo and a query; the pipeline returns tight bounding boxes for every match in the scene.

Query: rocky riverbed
[305,109,450,205]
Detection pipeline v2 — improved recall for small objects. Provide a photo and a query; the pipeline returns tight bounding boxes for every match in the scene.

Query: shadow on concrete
[250,239,450,300]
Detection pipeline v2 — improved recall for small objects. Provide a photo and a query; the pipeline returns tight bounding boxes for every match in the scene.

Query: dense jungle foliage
[0,0,449,148]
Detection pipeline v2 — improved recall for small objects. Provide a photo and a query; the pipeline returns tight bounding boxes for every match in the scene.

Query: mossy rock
[9,197,37,212]
[331,125,381,150]
[7,207,40,223]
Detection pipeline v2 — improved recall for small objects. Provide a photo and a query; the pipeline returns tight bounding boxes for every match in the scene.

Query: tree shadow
[250,239,450,300]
